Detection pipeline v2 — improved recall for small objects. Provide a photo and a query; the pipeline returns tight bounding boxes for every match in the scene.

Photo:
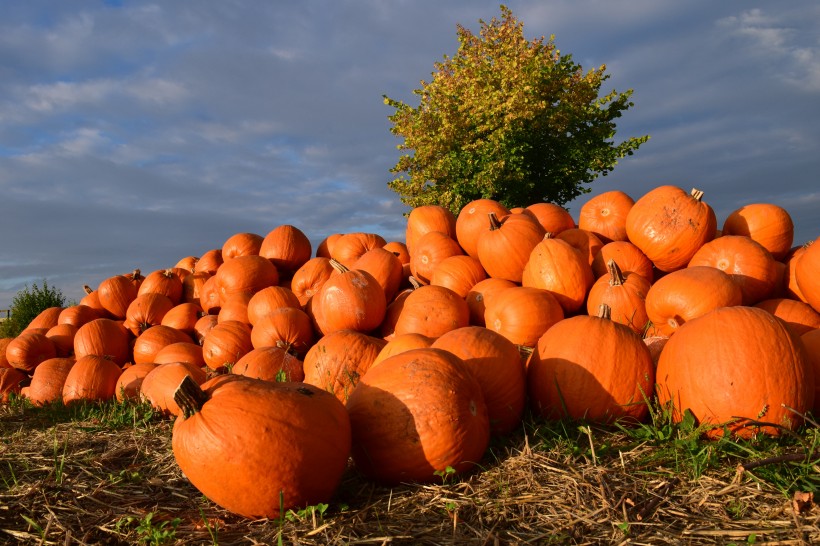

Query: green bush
[0,280,66,338]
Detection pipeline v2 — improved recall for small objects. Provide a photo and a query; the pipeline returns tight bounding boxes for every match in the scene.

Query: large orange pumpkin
[25,357,76,406]
[409,230,464,284]
[346,348,489,485]
[429,255,487,298]
[392,285,470,339]
[62,355,122,405]
[138,268,184,305]
[586,260,651,335]
[141,361,207,416]
[405,205,457,257]
[754,298,820,337]
[6,331,57,373]
[591,240,655,283]
[721,203,794,261]
[656,306,813,438]
[308,262,386,336]
[115,362,158,402]
[483,286,564,348]
[456,199,510,257]
[302,329,386,402]
[233,346,305,383]
[172,375,351,519]
[132,325,192,365]
[524,202,575,235]
[578,190,634,243]
[221,232,263,261]
[795,238,820,313]
[201,320,253,370]
[0,368,28,403]
[477,212,546,283]
[521,235,594,315]
[259,224,312,275]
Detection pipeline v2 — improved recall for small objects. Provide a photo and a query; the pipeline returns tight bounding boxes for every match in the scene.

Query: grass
[1,394,818,545]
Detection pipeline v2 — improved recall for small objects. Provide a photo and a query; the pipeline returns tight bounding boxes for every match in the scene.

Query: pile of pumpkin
[1,184,819,520]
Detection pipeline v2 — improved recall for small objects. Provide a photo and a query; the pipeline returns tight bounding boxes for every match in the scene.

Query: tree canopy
[384,5,649,214]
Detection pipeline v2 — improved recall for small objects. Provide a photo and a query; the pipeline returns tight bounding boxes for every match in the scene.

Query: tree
[0,280,66,338]
[384,5,649,214]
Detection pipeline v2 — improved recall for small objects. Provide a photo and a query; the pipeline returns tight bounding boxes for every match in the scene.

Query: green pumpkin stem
[174,375,209,419]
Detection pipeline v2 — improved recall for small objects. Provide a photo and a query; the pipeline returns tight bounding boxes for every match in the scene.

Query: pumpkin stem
[487,212,502,231]
[328,259,349,274]
[517,345,534,359]
[597,303,612,320]
[173,375,209,419]
[607,260,626,287]
[543,232,554,240]
[83,285,94,295]
[690,188,705,202]
[408,276,422,290]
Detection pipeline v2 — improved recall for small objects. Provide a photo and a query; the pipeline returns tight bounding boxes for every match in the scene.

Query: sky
[2,0,819,309]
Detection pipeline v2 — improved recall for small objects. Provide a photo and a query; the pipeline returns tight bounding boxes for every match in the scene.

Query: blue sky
[2,1,819,308]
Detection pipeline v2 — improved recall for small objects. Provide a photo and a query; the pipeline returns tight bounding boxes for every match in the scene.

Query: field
[1,395,818,545]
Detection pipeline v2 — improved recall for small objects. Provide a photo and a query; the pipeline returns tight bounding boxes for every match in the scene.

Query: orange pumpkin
[161,302,204,336]
[115,362,158,402]
[484,286,564,348]
[6,331,57,373]
[233,346,305,382]
[393,285,470,339]
[477,212,545,283]
[722,203,794,261]
[97,272,140,319]
[302,329,386,402]
[194,249,224,275]
[372,333,434,366]
[410,230,464,284]
[141,361,207,416]
[132,325,192,365]
[586,260,651,335]
[45,323,77,358]
[124,292,175,336]
[524,202,575,235]
[154,342,206,369]
[309,262,386,336]
[429,255,487,298]
[138,268,184,304]
[577,190,634,243]
[201,320,253,370]
[57,304,103,329]
[352,247,405,303]
[591,240,654,284]
[215,255,279,304]
[801,329,820,413]
[556,228,604,267]
[73,318,132,366]
[465,277,517,327]
[521,235,594,315]
[62,355,122,405]
[754,298,820,336]
[221,232,263,261]
[250,307,315,357]
[26,306,63,331]
[455,199,510,257]
[0,368,28,403]
[329,232,387,269]
[795,238,820,313]
[656,306,813,438]
[289,257,336,308]
[26,357,75,405]
[405,205,457,257]
[259,225,312,274]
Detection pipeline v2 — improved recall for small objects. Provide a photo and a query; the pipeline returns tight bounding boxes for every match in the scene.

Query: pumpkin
[73,318,132,366]
[97,270,141,319]
[405,205,457,257]
[521,235,594,315]
[432,326,526,436]
[377,277,422,339]
[62,355,122,405]
[215,254,279,304]
[26,306,63,331]
[330,232,387,269]
[754,298,820,336]
[161,302,204,336]
[172,375,351,519]
[783,244,810,303]
[625,186,716,272]
[577,190,635,243]
[346,348,489,485]
[216,292,252,325]
[528,305,655,423]
[455,199,510,257]
[289,257,336,307]
[302,329,386,402]
[250,307,315,357]
[315,233,342,259]
[182,272,212,305]
[194,249,223,274]
[429,255,487,298]
[132,325,192,365]
[79,285,107,316]
[687,235,777,305]
[221,232,263,261]
[372,333,434,366]
[233,346,305,382]
[801,329,820,413]
[586,260,651,335]
[154,342,206,369]
[57,304,103,329]
[591,240,655,284]
[644,266,742,337]
[0,368,28,403]
[201,320,253,371]
[124,292,175,336]
[393,285,470,339]
[259,224,312,274]
[175,255,199,272]
[6,331,57,373]
[25,357,75,406]
[0,338,11,369]
[138,268,184,304]
[656,306,813,438]
[308,262,386,336]
[477,212,546,283]
[722,203,794,261]
[410,230,464,284]
[352,247,404,303]
[484,286,564,348]
[556,228,604,267]
[141,361,207,416]
[45,323,77,357]
[193,314,219,345]
[199,275,221,314]
[246,286,302,326]
[465,278,517,327]
[524,202,576,235]
[795,238,820,313]
[115,362,158,402]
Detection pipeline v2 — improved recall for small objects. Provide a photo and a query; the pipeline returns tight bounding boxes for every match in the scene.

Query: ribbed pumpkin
[556,228,604,267]
[250,307,315,357]
[484,286,564,348]
[302,329,386,402]
[132,325,192,365]
[656,306,813,438]
[330,232,387,269]
[625,186,716,272]
[352,247,405,303]
[97,270,142,319]
[201,320,253,370]
[124,293,175,335]
[524,202,576,235]
[26,306,63,331]
[172,375,351,519]
[215,255,279,304]
[309,262,386,336]
[522,235,594,315]
[73,318,131,366]
[754,298,820,336]
[393,285,470,339]
[245,286,301,326]
[578,190,635,243]
[233,346,305,382]
[528,305,655,422]
[346,348,489,485]
[25,357,75,406]
[175,255,199,272]
[194,249,223,275]
[289,257,336,307]
[405,205,457,257]
[429,255,487,298]
[591,240,655,283]
[79,286,107,316]
[6,331,57,373]
[722,203,794,261]
[221,232,263,261]
[795,238,820,313]
[138,268,184,304]
[115,362,158,402]
[586,260,651,335]
[687,235,777,305]
[465,277,517,327]
[315,233,342,259]
[259,224,312,274]
[154,342,206,368]
[456,199,510,257]
[644,266,742,337]
[432,326,526,436]
[0,368,28,402]
[45,323,77,357]
[477,212,546,283]
[410,230,464,284]
[216,292,252,325]
[62,355,122,405]
[57,304,102,329]
[160,302,204,336]
[141,361,207,416]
